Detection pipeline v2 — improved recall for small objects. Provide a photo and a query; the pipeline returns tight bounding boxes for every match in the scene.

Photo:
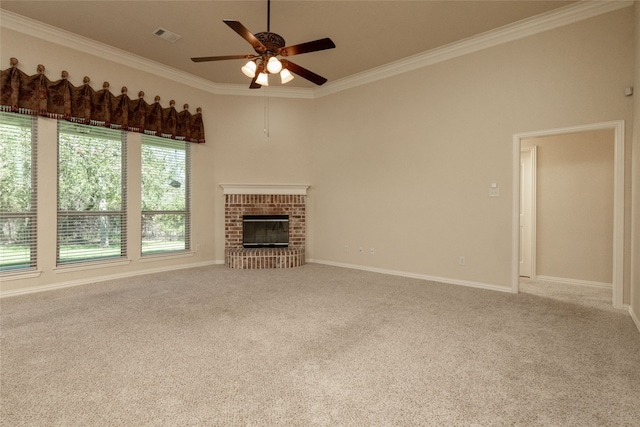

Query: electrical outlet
[358,246,364,254]
[459,256,465,266]
[370,247,375,255]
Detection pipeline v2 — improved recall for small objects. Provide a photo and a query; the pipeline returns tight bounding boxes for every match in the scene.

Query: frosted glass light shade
[267,57,282,74]
[280,69,294,84]
[241,61,257,78]
[256,72,269,86]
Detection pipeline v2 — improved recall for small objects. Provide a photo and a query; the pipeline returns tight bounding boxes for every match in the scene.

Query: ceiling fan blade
[224,20,266,53]
[191,54,255,62]
[283,60,328,86]
[278,38,336,57]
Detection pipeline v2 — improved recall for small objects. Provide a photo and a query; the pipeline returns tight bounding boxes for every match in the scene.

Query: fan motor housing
[254,32,285,53]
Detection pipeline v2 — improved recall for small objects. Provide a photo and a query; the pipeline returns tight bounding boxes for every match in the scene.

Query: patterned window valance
[1,58,205,143]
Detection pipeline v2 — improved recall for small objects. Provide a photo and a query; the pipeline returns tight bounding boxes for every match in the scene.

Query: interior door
[519,146,535,278]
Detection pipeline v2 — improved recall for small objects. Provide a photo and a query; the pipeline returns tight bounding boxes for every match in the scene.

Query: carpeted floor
[519,277,614,310]
[1,264,639,426]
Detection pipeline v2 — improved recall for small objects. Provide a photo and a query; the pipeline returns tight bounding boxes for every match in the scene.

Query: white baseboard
[306,259,512,294]
[535,275,612,289]
[0,260,218,298]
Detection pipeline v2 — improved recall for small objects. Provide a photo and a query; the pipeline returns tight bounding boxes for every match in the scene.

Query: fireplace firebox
[243,215,289,248]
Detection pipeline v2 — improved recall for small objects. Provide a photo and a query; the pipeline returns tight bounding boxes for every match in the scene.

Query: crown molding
[314,0,633,98]
[1,9,217,92]
[1,1,632,99]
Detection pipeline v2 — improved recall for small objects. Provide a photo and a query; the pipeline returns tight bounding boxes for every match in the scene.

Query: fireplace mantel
[220,184,309,195]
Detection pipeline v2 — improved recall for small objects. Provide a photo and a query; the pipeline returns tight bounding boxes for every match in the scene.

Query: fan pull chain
[265,0,271,139]
[264,87,270,138]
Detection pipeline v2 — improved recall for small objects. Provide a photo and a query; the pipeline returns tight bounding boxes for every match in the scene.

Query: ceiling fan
[191,0,335,89]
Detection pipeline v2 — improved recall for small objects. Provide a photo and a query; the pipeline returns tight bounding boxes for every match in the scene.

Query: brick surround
[222,188,307,269]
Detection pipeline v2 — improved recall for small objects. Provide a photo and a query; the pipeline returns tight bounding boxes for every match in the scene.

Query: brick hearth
[221,185,308,269]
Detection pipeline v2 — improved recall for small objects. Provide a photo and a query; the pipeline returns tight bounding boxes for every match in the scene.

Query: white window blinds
[0,112,37,271]
[57,122,127,265]
[141,135,191,255]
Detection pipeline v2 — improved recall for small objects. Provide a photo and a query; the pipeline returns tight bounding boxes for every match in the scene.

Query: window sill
[0,269,42,281]
[139,251,194,263]
[54,259,131,274]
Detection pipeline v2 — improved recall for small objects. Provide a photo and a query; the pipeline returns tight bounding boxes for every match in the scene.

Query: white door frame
[519,146,537,280]
[512,120,625,309]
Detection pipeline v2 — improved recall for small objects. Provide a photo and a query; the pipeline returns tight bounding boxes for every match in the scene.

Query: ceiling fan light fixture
[267,56,283,74]
[256,72,269,86]
[241,60,257,78]
[280,68,294,84]
[191,0,335,89]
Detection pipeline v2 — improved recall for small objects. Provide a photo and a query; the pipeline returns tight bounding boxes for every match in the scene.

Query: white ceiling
[1,1,577,89]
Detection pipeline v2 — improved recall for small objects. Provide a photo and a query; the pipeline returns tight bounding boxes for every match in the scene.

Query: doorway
[519,146,536,279]
[512,121,625,309]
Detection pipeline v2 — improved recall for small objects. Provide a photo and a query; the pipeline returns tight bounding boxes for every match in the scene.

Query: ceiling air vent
[153,27,181,43]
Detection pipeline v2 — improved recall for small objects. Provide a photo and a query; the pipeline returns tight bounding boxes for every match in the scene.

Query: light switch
[489,183,499,197]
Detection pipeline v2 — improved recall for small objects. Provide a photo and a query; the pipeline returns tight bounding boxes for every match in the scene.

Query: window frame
[140,135,191,256]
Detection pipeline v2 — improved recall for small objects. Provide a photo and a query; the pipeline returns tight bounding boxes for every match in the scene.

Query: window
[0,113,37,271]
[57,122,127,264]
[141,135,190,255]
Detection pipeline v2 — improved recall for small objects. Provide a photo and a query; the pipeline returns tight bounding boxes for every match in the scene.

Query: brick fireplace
[221,184,308,269]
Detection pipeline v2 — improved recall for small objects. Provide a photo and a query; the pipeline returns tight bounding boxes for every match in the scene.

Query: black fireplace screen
[243,215,289,248]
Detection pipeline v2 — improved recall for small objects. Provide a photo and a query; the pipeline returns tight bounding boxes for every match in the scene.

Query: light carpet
[1,264,639,426]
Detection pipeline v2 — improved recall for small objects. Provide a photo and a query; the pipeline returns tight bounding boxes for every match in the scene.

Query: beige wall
[310,8,634,293]
[522,130,614,284]
[1,7,636,306]
[631,2,640,327]
[208,94,315,261]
